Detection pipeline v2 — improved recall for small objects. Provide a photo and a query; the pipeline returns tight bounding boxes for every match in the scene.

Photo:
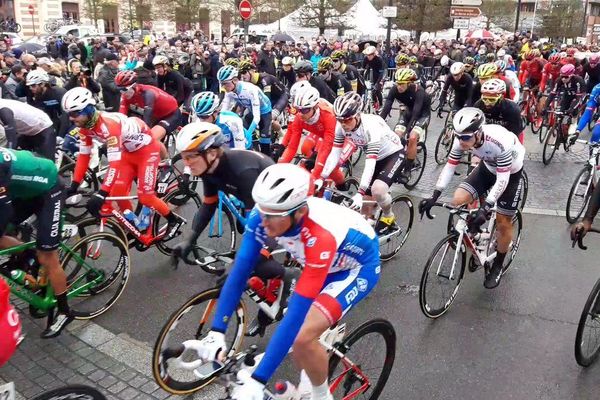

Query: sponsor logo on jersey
[320,251,331,260]
[50,198,61,238]
[345,286,359,303]
[307,237,317,247]
[343,243,364,256]
[107,136,119,146]
[357,278,368,292]
[12,174,48,184]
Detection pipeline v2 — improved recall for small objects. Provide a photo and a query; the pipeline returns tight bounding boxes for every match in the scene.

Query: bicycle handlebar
[572,227,600,250]
[422,202,478,221]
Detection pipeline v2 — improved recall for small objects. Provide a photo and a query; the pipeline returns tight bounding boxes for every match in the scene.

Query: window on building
[520,3,535,13]
[591,3,600,17]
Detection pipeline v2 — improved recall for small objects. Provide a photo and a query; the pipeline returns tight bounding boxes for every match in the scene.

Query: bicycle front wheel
[486,210,523,275]
[434,126,453,165]
[566,166,593,224]
[328,319,396,400]
[379,195,414,261]
[62,232,130,319]
[419,232,466,318]
[542,125,559,165]
[575,278,600,367]
[32,385,106,400]
[152,287,246,395]
[404,142,426,190]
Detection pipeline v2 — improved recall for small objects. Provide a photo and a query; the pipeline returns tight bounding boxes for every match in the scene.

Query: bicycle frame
[208,192,246,237]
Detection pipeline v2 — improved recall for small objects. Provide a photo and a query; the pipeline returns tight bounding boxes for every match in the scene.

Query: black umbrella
[16,42,44,53]
[357,40,377,52]
[271,33,294,43]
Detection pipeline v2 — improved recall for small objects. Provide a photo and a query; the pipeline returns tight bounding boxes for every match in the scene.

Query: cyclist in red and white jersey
[62,88,184,239]
[540,54,562,94]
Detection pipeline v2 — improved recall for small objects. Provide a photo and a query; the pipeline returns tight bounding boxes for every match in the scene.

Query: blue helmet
[192,91,220,117]
[217,65,238,82]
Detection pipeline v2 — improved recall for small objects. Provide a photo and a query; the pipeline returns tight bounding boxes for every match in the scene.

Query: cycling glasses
[296,107,314,115]
[256,203,305,219]
[454,130,477,141]
[561,75,571,80]
[68,110,86,118]
[118,84,135,93]
[481,95,501,106]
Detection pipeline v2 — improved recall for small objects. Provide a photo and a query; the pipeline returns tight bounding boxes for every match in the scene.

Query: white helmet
[61,87,96,112]
[289,81,312,101]
[434,49,443,57]
[281,56,293,66]
[26,69,49,86]
[363,46,376,56]
[440,55,449,66]
[453,107,485,136]
[293,86,319,109]
[450,62,465,75]
[481,78,506,96]
[497,49,506,58]
[152,55,170,66]
[252,163,311,211]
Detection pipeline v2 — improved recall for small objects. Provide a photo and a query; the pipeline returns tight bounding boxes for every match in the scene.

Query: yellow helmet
[224,58,240,67]
[477,63,498,80]
[318,57,334,72]
[238,59,256,73]
[394,68,417,84]
[395,53,410,66]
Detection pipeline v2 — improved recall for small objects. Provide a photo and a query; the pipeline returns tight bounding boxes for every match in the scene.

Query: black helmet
[294,60,313,74]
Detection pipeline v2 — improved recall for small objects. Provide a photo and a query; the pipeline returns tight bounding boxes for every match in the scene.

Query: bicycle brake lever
[578,235,588,251]
[425,208,436,220]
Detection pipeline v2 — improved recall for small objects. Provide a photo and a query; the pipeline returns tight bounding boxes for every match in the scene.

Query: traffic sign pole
[28,4,35,36]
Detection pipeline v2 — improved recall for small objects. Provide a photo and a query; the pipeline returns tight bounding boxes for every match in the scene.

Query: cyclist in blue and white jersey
[576,82,600,145]
[217,65,273,155]
[191,91,250,149]
[184,162,380,400]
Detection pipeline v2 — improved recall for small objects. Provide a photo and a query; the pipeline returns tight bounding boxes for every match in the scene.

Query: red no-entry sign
[28,4,34,15]
[239,0,253,20]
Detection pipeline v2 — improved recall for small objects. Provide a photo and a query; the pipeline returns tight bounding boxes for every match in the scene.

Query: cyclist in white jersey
[191,91,248,149]
[496,59,520,102]
[217,66,273,155]
[0,98,55,159]
[321,92,405,234]
[420,108,525,289]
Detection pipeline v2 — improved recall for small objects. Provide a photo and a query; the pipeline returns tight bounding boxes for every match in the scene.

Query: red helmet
[566,47,577,57]
[115,70,138,87]
[548,54,561,64]
[524,50,535,61]
[560,63,575,76]
[591,54,600,67]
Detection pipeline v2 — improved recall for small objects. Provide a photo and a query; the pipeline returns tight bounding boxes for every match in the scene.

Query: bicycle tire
[153,188,203,256]
[152,287,246,394]
[379,195,414,261]
[486,210,523,275]
[62,232,130,319]
[575,277,600,367]
[59,163,99,220]
[539,116,551,143]
[404,142,426,190]
[430,87,441,112]
[14,23,21,33]
[32,385,106,400]
[542,125,559,165]
[517,170,529,212]
[434,125,453,165]
[328,319,396,400]
[419,232,466,318]
[196,202,237,257]
[566,166,594,224]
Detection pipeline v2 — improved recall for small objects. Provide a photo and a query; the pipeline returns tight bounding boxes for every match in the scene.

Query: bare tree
[293,0,354,35]
[480,0,515,31]
[394,0,451,40]
[540,0,584,41]
[83,0,114,29]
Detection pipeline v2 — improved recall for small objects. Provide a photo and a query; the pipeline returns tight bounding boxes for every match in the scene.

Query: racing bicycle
[566,142,600,223]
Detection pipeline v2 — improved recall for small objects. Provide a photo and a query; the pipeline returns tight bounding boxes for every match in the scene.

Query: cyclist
[496,59,520,103]
[472,63,516,103]
[544,64,586,134]
[116,70,180,158]
[474,79,524,143]
[540,54,562,95]
[331,50,365,95]
[0,98,56,159]
[322,91,406,234]
[575,82,600,144]
[317,57,352,98]
[189,162,380,400]
[62,88,185,240]
[191,91,249,149]
[278,85,346,187]
[279,56,296,90]
[153,54,194,110]
[464,56,476,78]
[218,65,273,155]
[379,68,427,174]
[362,45,385,108]
[294,60,335,104]
[419,107,525,289]
[0,148,73,337]
[583,53,600,93]
[438,62,474,115]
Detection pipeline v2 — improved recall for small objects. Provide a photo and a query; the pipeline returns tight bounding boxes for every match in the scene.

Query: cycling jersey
[16,85,69,138]
[212,196,380,384]
[540,62,561,92]
[278,69,296,90]
[546,75,586,114]
[436,124,525,205]
[0,99,55,159]
[0,278,20,367]
[216,111,250,149]
[472,76,516,104]
[119,84,179,124]
[279,101,337,179]
[577,82,600,141]
[309,76,336,104]
[251,72,289,113]
[0,148,57,198]
[338,63,365,95]
[157,70,193,107]
[221,81,272,138]
[440,73,473,109]
[362,55,385,85]
[582,60,600,93]
[323,114,403,193]
[474,99,523,137]
[323,71,352,98]
[503,70,521,101]
[525,58,546,85]
[380,83,432,126]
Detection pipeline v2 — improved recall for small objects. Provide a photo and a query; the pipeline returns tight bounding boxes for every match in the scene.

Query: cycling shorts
[156,109,182,135]
[8,182,64,250]
[397,112,430,141]
[369,150,405,189]
[313,262,380,325]
[459,164,523,216]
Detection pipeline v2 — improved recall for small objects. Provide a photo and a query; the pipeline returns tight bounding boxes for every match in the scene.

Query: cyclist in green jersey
[0,148,72,338]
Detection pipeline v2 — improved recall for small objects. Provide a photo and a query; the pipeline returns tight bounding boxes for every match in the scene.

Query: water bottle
[273,381,301,400]
[123,209,139,227]
[11,269,36,288]
[137,206,152,230]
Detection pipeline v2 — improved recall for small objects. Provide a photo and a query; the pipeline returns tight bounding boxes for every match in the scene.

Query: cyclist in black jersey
[438,62,474,116]
[293,60,335,104]
[474,78,524,141]
[153,55,194,111]
[362,46,385,107]
[331,50,365,95]
[317,57,352,98]
[582,54,600,93]
[464,56,476,78]
[173,122,296,337]
[238,60,290,119]
[380,68,428,175]
[545,63,586,121]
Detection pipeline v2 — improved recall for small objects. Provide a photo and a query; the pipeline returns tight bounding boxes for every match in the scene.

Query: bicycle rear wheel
[379,195,414,261]
[517,170,529,212]
[434,126,453,165]
[328,319,396,400]
[152,288,245,394]
[62,232,130,319]
[404,142,426,190]
[542,125,559,165]
[575,278,600,367]
[419,232,466,318]
[566,166,593,224]
[32,385,106,400]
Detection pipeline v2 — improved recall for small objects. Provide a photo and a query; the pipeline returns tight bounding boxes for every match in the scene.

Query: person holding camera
[64,59,100,94]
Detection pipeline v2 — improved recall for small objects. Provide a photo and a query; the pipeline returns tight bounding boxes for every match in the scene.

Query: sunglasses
[257,203,303,219]
[337,115,355,123]
[68,110,85,118]
[297,107,313,115]
[561,75,571,80]
[481,96,500,106]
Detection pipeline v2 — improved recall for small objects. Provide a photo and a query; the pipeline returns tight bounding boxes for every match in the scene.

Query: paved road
[3,111,600,400]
